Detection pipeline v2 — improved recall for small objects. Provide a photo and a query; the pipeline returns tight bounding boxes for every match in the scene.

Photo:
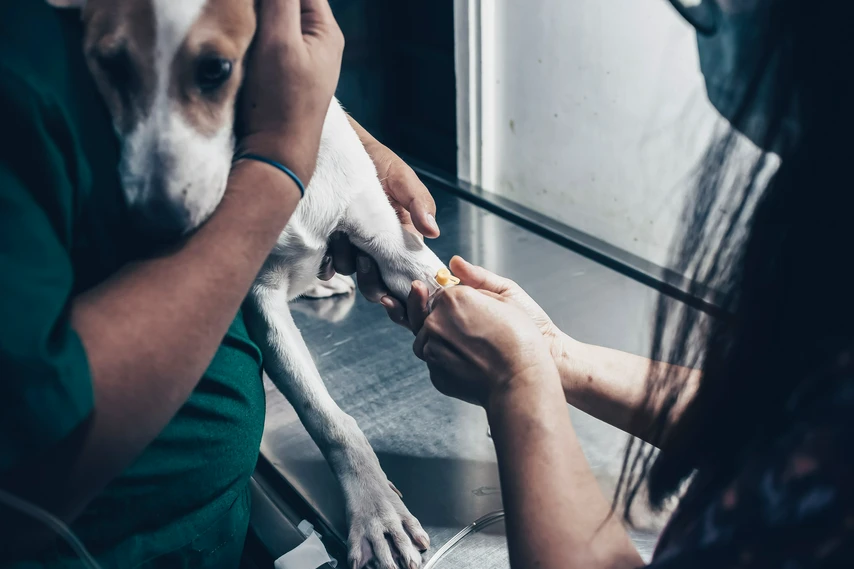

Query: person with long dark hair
[348,0,854,566]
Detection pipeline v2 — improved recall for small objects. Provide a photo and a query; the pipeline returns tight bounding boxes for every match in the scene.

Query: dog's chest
[262,100,384,300]
[266,152,361,299]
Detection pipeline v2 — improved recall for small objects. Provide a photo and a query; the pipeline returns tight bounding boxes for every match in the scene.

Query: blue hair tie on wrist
[236,153,305,198]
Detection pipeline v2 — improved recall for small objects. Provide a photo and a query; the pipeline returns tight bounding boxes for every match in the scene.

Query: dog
[64,0,446,566]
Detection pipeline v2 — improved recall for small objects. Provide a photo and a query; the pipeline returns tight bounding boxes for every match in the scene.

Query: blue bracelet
[236,153,305,198]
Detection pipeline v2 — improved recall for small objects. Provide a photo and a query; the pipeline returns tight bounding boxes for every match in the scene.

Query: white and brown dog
[58,0,446,567]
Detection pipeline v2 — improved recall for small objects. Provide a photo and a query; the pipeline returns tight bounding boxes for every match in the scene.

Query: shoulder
[0,1,76,90]
[0,2,95,232]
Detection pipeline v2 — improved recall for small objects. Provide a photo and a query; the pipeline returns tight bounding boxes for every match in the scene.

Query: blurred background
[330,0,738,276]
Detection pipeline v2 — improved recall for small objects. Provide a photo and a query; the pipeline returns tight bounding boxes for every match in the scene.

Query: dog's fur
[64,0,445,566]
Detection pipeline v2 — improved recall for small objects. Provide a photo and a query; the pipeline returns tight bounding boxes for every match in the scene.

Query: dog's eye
[96,49,134,93]
[196,57,233,92]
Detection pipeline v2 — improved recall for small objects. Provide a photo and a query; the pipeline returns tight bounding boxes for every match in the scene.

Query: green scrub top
[0,1,267,567]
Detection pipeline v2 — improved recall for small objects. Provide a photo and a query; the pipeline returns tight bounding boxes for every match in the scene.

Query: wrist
[237,129,321,187]
[485,359,562,418]
[544,324,570,362]
[551,336,598,406]
[228,159,303,212]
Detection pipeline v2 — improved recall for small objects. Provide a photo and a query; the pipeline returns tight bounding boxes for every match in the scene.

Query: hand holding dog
[321,142,440,302]
[238,0,344,187]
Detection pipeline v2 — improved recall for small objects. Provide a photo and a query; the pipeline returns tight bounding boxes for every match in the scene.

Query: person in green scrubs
[0,0,439,566]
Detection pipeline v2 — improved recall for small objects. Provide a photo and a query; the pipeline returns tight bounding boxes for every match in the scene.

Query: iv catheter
[426,267,460,312]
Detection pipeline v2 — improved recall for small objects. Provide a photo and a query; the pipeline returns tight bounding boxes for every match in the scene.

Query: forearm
[555,333,700,444]
[487,369,642,569]
[9,161,299,524]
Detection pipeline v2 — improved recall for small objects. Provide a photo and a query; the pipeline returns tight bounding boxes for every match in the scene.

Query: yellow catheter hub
[435,268,460,287]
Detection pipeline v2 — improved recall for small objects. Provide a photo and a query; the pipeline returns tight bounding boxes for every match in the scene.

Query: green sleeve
[0,71,94,474]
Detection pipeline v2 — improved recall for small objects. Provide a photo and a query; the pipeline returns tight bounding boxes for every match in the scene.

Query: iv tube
[0,487,102,569]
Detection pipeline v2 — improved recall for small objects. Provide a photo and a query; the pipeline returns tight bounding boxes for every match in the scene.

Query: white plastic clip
[274,520,337,569]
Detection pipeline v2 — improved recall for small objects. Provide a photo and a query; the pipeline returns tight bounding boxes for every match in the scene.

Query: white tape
[273,521,337,569]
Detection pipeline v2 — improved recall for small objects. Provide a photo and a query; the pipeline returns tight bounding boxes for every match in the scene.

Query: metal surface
[407,158,723,317]
[248,474,335,567]
[260,187,671,567]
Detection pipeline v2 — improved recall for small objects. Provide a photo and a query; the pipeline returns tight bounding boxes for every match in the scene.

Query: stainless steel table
[260,188,670,567]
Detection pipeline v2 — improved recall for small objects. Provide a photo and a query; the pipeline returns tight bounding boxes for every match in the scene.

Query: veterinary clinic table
[260,188,672,567]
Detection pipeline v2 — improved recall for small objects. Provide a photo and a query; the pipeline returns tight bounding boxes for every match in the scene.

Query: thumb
[450,256,512,294]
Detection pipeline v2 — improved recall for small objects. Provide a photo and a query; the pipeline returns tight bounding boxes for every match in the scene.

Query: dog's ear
[45,0,87,8]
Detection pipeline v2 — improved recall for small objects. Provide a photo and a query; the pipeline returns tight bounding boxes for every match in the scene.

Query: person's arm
[1,0,344,539]
[58,162,299,516]
[411,256,701,445]
[409,284,643,569]
[553,334,701,444]
[0,132,301,555]
[488,371,644,569]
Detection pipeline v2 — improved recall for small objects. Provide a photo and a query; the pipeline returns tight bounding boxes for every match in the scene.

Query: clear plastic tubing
[423,510,506,569]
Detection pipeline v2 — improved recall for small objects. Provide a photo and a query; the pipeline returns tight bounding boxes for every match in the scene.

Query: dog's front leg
[343,185,446,304]
[247,281,429,569]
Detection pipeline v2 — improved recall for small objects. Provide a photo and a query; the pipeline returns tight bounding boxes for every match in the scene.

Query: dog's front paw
[345,477,429,569]
[302,274,356,299]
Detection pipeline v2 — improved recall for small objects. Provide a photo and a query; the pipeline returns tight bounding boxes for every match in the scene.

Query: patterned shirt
[649,359,854,567]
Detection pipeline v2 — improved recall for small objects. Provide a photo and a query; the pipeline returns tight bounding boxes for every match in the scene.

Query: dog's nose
[131,195,191,243]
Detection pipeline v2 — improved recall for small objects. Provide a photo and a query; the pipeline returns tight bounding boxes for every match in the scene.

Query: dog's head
[63,0,256,239]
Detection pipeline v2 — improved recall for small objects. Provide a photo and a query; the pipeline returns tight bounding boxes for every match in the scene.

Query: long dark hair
[618,0,854,519]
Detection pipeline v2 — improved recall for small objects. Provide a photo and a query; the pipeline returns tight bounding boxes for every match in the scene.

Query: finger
[389,169,439,238]
[477,289,504,301]
[449,256,512,294]
[381,296,410,329]
[422,336,461,366]
[407,195,439,239]
[413,326,430,361]
[406,281,431,333]
[317,255,335,280]
[355,254,389,303]
[329,232,357,275]
[404,191,439,239]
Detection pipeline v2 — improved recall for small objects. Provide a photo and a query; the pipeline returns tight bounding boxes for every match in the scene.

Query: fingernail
[357,255,371,274]
[380,296,394,309]
[426,214,439,233]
